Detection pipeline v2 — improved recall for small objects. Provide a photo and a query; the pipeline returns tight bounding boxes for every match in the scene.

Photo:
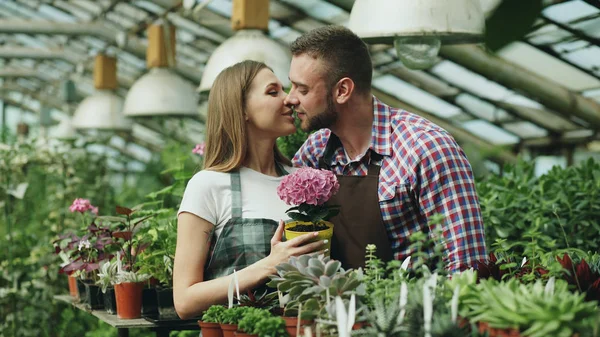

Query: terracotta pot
[220,323,238,337]
[284,221,334,256]
[68,275,79,300]
[352,321,368,330]
[283,316,313,337]
[478,322,521,337]
[198,322,224,337]
[234,333,257,337]
[114,282,144,319]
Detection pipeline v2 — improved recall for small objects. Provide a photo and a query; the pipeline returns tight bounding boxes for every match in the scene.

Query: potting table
[53,295,200,337]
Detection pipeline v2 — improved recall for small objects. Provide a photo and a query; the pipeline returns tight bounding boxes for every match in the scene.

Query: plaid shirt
[292,96,487,272]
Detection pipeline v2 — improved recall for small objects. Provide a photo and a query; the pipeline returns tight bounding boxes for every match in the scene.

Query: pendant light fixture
[348,0,485,70]
[72,54,132,131]
[198,0,291,92]
[123,21,198,117]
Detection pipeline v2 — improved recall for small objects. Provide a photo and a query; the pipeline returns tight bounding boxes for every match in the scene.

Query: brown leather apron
[318,137,394,269]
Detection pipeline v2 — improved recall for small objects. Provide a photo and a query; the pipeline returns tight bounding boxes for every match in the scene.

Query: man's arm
[292,129,330,168]
[414,131,487,273]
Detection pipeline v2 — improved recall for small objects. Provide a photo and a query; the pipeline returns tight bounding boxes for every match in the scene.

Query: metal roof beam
[440,45,600,128]
[0,19,200,84]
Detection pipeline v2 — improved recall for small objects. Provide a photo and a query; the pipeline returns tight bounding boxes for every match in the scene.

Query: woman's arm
[173,213,325,319]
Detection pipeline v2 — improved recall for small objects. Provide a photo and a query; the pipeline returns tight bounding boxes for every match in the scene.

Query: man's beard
[301,94,337,132]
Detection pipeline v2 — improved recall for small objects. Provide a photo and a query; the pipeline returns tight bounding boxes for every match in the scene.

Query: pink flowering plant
[192,142,206,156]
[53,198,116,281]
[277,167,340,229]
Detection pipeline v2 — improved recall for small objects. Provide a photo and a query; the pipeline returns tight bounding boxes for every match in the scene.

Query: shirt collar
[323,96,392,166]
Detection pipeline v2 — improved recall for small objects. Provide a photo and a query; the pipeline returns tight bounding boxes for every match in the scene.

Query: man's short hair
[290,26,372,95]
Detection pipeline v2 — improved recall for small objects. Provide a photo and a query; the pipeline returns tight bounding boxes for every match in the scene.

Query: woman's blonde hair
[203,60,291,172]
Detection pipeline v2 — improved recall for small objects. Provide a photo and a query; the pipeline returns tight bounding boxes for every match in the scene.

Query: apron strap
[230,171,243,219]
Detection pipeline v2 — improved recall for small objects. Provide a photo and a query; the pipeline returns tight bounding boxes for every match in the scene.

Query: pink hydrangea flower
[277,167,339,206]
[192,142,206,156]
[69,198,93,213]
[91,206,99,216]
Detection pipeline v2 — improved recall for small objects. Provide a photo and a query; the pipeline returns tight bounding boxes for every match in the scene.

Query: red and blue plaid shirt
[292,96,487,272]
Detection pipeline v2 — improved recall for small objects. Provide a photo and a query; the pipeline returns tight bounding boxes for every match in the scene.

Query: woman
[174,60,325,319]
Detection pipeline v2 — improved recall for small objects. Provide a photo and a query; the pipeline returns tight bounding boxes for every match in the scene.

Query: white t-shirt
[178,166,297,239]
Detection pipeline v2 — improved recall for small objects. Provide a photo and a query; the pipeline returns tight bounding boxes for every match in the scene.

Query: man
[284,25,487,273]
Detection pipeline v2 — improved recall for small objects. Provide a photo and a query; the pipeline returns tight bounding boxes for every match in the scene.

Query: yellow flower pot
[284,221,334,256]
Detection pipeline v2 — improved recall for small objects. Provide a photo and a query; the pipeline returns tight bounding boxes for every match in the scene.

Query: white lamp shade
[72,90,132,131]
[199,30,291,92]
[123,68,198,117]
[348,0,485,44]
[51,118,78,140]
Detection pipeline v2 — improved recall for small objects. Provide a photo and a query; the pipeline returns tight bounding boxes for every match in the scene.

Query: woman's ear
[334,77,354,104]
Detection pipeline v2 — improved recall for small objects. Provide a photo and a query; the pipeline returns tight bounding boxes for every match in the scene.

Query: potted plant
[276,167,340,255]
[236,308,272,337]
[220,306,255,337]
[253,316,288,337]
[54,198,109,306]
[102,205,154,319]
[96,259,119,314]
[267,253,365,336]
[136,211,178,319]
[199,304,226,337]
[53,231,82,300]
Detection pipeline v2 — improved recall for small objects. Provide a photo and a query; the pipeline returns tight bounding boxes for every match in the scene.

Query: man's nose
[284,90,299,107]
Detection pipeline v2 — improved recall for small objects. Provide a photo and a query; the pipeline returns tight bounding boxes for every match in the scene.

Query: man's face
[285,54,338,132]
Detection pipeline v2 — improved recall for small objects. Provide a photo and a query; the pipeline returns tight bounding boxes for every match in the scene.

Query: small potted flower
[96,259,119,314]
[236,308,272,337]
[101,205,154,319]
[53,198,105,302]
[276,167,340,255]
[219,305,255,337]
[199,304,226,337]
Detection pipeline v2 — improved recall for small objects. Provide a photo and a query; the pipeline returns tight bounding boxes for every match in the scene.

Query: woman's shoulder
[186,169,230,189]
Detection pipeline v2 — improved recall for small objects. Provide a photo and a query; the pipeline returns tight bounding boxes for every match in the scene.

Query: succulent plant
[267,253,365,319]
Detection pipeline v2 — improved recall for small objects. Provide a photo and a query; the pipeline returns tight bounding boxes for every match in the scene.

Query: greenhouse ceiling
[0,0,599,165]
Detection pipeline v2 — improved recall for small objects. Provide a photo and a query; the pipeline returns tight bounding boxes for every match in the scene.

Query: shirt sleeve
[414,131,487,273]
[292,129,330,168]
[178,171,218,226]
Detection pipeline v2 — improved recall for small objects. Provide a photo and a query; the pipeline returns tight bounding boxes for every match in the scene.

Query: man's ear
[334,77,355,104]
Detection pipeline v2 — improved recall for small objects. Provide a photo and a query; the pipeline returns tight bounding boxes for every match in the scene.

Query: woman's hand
[262,220,328,273]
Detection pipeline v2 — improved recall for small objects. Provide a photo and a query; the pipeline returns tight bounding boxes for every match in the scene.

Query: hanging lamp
[72,54,132,131]
[198,0,291,92]
[123,21,198,117]
[348,0,485,70]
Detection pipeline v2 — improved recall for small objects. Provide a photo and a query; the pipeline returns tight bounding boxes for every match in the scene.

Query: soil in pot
[198,321,223,337]
[104,287,117,315]
[156,287,177,320]
[283,316,314,337]
[83,282,104,310]
[141,287,158,317]
[220,323,238,337]
[284,221,333,255]
[115,282,144,319]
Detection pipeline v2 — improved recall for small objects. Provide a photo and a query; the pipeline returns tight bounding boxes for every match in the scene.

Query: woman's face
[245,68,296,140]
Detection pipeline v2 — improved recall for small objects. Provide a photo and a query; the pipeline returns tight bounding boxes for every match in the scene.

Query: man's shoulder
[384,104,460,155]
[304,128,331,147]
[387,105,447,136]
